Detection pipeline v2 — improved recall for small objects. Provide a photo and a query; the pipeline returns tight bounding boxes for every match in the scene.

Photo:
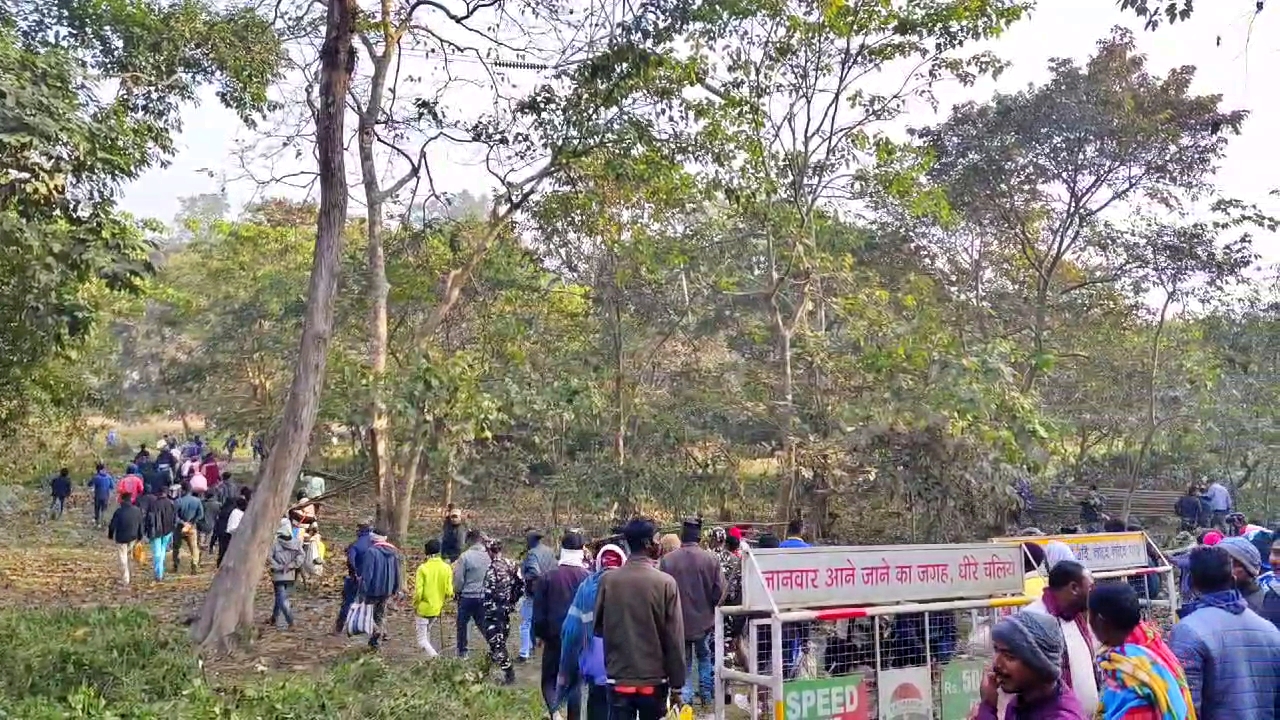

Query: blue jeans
[150,534,172,580]
[272,580,294,627]
[519,596,534,658]
[456,596,485,656]
[683,632,714,704]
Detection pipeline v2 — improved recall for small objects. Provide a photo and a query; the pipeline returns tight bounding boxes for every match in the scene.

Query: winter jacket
[1176,495,1203,524]
[521,541,557,598]
[358,541,402,599]
[1168,589,1280,720]
[595,557,686,687]
[534,563,590,641]
[454,543,491,598]
[660,542,726,640]
[107,503,143,544]
[50,474,72,498]
[118,474,144,501]
[88,472,115,501]
[345,528,374,578]
[413,556,454,618]
[269,532,305,582]
[440,521,464,561]
[144,496,177,540]
[973,682,1088,720]
[174,495,204,527]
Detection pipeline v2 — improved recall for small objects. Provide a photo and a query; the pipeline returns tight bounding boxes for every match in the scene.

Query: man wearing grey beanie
[973,613,1088,719]
[1218,536,1265,612]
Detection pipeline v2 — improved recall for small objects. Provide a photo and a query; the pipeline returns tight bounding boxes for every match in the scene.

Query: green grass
[0,607,546,719]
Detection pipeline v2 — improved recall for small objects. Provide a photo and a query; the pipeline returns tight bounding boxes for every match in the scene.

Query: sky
[119,0,1280,257]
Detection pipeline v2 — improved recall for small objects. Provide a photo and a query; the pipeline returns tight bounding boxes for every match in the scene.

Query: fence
[715,533,1178,719]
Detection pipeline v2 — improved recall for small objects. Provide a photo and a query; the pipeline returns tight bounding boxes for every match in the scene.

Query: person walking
[199,490,221,558]
[1204,480,1233,531]
[334,520,374,635]
[143,487,177,581]
[1169,545,1280,720]
[357,528,402,650]
[1218,536,1267,613]
[534,530,591,718]
[973,612,1088,719]
[659,519,724,706]
[118,464,144,504]
[267,518,305,629]
[1176,485,1205,532]
[453,529,491,657]
[1087,583,1195,720]
[107,493,143,586]
[49,468,72,520]
[172,483,204,572]
[412,538,454,657]
[520,529,557,663]
[87,463,116,527]
[482,539,523,685]
[441,505,464,563]
[558,543,627,720]
[1021,560,1099,714]
[596,519,686,720]
[219,495,248,567]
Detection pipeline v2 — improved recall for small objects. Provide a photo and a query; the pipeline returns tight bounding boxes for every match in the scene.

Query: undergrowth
[0,606,545,719]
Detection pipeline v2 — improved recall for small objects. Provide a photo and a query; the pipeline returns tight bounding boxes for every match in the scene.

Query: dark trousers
[586,684,608,720]
[93,497,109,525]
[456,596,485,656]
[607,684,668,720]
[369,596,388,648]
[271,580,295,627]
[335,577,358,632]
[49,496,66,519]
[541,636,580,719]
[216,533,231,567]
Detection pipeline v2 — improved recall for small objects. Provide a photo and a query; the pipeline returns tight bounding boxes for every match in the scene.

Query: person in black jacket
[1176,485,1205,531]
[49,468,72,520]
[144,489,177,581]
[441,505,464,563]
[533,531,590,717]
[108,493,144,585]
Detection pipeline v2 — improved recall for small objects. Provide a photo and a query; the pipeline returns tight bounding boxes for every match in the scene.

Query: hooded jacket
[1168,589,1280,720]
[88,471,115,501]
[269,522,305,582]
[358,540,402,599]
[345,527,374,578]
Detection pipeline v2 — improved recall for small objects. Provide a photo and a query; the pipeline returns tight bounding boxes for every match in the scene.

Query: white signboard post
[741,543,1025,611]
[992,532,1149,572]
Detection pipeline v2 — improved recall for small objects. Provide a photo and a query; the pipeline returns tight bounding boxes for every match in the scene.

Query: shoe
[502,668,516,685]
[516,655,528,664]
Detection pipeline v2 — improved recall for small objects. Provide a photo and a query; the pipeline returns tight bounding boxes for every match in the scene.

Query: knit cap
[1219,536,1261,577]
[990,612,1063,681]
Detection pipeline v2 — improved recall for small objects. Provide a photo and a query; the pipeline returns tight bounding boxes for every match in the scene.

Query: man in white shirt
[1020,560,1098,715]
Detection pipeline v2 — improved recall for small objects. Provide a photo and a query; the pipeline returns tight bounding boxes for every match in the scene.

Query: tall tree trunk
[1121,291,1173,523]
[189,0,354,650]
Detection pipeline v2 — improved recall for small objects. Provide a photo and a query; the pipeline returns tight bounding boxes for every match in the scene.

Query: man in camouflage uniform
[710,527,743,660]
[482,538,524,685]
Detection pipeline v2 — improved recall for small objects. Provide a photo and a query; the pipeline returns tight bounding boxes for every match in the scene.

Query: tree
[190,0,355,651]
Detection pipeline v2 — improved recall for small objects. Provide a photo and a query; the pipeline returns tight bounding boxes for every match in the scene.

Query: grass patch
[0,607,546,719]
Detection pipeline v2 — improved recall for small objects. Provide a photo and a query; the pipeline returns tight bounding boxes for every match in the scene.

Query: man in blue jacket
[1169,545,1280,719]
[334,521,374,635]
[357,528,402,650]
[87,463,116,527]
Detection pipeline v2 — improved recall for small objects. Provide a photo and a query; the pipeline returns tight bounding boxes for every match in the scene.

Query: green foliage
[0,607,544,719]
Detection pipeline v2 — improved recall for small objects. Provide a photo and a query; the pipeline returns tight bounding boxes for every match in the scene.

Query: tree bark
[189,0,355,650]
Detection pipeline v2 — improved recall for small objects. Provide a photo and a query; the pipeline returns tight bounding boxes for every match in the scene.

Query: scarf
[1095,623,1196,720]
[555,569,605,709]
[559,548,586,568]
[1041,588,1094,690]
[1177,588,1246,619]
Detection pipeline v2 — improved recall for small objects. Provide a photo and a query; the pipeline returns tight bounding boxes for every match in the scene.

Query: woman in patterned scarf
[1088,583,1196,720]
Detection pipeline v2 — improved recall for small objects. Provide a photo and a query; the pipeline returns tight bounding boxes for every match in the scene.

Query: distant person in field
[143,486,177,581]
[1204,480,1232,531]
[224,434,238,460]
[412,538,454,657]
[107,492,143,585]
[974,612,1088,720]
[1079,485,1106,532]
[172,482,204,572]
[49,467,72,520]
[483,538,524,685]
[596,518,686,720]
[251,433,267,461]
[219,495,248,568]
[198,489,220,558]
[534,530,590,717]
[660,518,724,706]
[1169,545,1280,719]
[440,505,464,563]
[87,463,116,527]
[454,528,491,657]
[268,518,305,630]
[357,527,402,650]
[133,444,150,466]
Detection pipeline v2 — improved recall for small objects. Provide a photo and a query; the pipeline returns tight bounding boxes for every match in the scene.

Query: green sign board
[940,659,986,720]
[782,674,869,720]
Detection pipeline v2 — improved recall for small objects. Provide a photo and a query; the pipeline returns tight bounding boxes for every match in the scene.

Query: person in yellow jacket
[414,538,455,657]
